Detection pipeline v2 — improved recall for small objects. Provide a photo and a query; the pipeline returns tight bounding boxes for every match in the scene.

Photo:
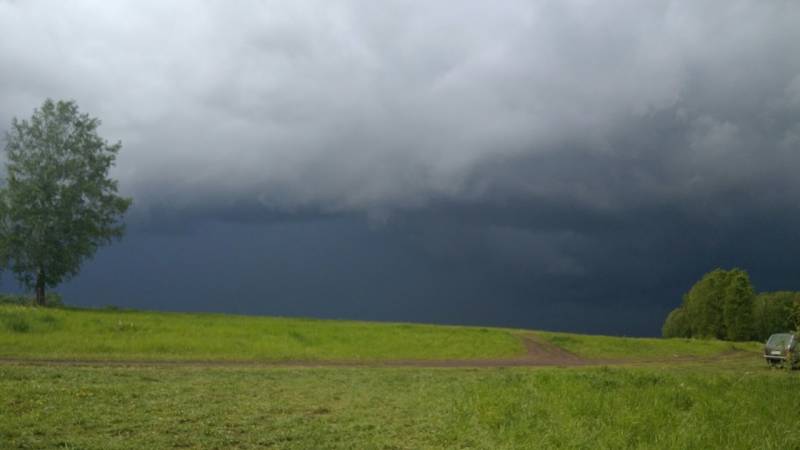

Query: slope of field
[0,305,523,361]
[1,305,768,364]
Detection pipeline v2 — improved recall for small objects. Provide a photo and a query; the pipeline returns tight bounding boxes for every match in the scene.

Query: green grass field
[534,330,762,360]
[1,361,797,449]
[1,305,794,449]
[0,305,522,361]
[0,305,764,363]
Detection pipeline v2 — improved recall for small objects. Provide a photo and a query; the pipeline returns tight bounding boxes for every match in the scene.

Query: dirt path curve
[0,335,742,369]
[0,334,602,368]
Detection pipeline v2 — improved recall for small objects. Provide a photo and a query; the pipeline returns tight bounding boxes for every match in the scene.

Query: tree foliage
[661,305,691,338]
[682,269,731,339]
[721,270,755,341]
[752,291,799,341]
[0,99,131,305]
[663,268,800,341]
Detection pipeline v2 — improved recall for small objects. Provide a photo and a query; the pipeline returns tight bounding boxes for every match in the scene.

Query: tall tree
[665,268,759,341]
[722,269,755,341]
[683,269,730,339]
[0,99,131,305]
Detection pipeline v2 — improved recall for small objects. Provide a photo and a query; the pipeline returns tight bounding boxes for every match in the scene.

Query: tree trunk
[35,270,46,307]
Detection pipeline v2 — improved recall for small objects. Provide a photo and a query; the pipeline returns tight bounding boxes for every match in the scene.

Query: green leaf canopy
[0,99,132,304]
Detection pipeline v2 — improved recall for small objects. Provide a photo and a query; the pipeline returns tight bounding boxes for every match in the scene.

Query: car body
[764,333,798,368]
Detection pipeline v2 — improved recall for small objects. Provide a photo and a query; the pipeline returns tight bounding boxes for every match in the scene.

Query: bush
[45,292,65,308]
[0,293,32,306]
[662,307,691,338]
[7,315,31,332]
[0,311,31,333]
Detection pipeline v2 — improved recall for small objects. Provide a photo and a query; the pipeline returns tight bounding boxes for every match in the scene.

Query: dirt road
[0,335,746,368]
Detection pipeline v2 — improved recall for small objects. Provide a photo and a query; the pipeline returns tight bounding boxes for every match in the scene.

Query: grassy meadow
[0,305,764,363]
[1,304,795,449]
[1,360,797,449]
[0,305,522,361]
[534,330,762,360]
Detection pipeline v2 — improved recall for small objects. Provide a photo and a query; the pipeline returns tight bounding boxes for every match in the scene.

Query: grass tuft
[4,314,31,333]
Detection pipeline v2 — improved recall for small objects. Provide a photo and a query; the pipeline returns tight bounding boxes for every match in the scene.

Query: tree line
[662,268,800,341]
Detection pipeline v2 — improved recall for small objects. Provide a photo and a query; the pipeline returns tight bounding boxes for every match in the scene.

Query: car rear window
[767,334,793,347]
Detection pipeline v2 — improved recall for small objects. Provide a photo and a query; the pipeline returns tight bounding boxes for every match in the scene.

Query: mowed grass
[0,305,522,361]
[1,360,797,449]
[535,330,762,360]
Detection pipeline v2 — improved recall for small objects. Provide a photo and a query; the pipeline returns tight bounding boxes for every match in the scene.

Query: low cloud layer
[2,1,800,334]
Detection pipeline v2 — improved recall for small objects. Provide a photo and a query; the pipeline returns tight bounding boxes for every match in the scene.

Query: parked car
[764,333,798,368]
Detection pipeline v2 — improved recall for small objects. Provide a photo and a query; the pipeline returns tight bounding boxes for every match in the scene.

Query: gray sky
[2,1,800,335]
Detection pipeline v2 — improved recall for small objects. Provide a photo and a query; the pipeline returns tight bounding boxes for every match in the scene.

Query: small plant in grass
[0,292,64,307]
[45,293,64,308]
[0,294,31,306]
[3,314,31,333]
[111,320,139,333]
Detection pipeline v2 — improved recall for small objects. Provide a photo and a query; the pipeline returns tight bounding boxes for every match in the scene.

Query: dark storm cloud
[2,0,798,214]
[2,1,800,334]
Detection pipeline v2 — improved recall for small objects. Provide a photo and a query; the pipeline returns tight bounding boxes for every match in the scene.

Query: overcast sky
[2,0,800,335]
